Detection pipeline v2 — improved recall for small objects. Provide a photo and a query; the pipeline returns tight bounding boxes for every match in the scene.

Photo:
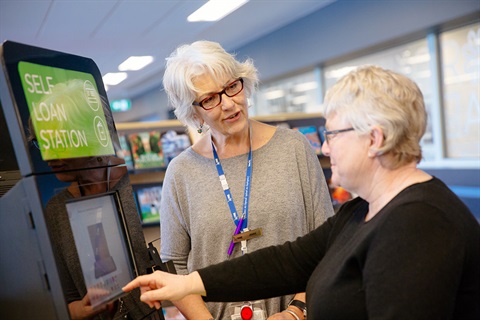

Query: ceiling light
[188,0,249,22]
[103,72,128,86]
[118,56,154,71]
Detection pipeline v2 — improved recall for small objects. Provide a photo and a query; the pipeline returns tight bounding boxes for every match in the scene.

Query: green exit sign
[110,99,131,112]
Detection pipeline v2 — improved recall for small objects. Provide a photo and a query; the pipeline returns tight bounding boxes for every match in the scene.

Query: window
[439,22,480,159]
[252,69,320,116]
[255,20,479,167]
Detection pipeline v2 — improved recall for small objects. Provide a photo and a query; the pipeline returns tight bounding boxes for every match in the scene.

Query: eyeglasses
[193,78,244,110]
[322,127,355,144]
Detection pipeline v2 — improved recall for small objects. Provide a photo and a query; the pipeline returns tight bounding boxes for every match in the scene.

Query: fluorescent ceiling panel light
[188,0,249,22]
[103,72,128,86]
[118,56,154,71]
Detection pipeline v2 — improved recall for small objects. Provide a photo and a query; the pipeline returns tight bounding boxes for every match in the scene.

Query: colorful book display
[122,130,191,170]
[135,185,162,225]
[161,130,191,166]
[128,131,165,169]
[118,134,134,170]
[294,126,322,155]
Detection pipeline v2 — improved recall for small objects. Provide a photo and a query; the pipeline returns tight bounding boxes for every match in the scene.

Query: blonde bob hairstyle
[323,65,426,169]
[162,40,259,130]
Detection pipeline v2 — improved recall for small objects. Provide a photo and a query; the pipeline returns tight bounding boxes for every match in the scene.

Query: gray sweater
[160,127,334,319]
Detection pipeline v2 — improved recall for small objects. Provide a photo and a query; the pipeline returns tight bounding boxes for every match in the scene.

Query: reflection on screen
[88,223,117,278]
[66,192,134,308]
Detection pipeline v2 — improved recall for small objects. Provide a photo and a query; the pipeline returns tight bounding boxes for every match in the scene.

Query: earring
[197,124,204,134]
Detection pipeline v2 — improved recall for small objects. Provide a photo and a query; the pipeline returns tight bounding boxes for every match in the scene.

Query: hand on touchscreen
[122,271,206,309]
[68,288,115,320]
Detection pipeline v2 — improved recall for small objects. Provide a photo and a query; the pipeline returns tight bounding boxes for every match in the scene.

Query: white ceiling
[0,0,335,100]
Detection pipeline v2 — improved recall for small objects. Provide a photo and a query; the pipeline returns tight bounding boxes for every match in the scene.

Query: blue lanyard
[211,133,252,231]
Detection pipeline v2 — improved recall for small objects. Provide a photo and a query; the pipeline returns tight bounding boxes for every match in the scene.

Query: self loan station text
[24,73,89,150]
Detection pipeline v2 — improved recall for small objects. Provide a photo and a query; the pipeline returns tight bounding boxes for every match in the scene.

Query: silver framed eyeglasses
[193,78,244,110]
[322,127,355,144]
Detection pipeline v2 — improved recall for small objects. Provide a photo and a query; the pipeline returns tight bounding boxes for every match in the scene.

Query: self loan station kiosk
[0,41,169,319]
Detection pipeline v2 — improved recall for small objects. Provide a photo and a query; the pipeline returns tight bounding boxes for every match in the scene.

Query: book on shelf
[293,126,322,155]
[135,185,162,225]
[118,134,134,170]
[128,131,166,169]
[161,130,191,166]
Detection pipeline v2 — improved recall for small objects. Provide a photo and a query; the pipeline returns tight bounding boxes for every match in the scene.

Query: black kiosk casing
[0,41,162,319]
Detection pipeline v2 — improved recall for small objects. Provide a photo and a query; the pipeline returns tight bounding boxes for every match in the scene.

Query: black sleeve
[364,201,478,319]
[197,202,357,302]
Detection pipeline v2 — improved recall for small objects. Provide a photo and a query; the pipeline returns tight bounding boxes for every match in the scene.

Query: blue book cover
[294,126,322,155]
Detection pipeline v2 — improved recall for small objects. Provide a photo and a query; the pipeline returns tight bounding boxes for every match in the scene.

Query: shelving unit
[115,119,186,132]
[252,112,324,123]
[116,118,190,182]
[116,112,330,187]
[115,112,341,238]
[254,112,331,174]
[128,170,165,185]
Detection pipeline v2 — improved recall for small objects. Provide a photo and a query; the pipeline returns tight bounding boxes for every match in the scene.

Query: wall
[234,0,479,82]
[114,0,479,122]
[113,0,479,217]
[113,85,170,123]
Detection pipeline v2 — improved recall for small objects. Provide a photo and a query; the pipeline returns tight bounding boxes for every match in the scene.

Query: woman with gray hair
[124,65,480,319]
[158,40,334,319]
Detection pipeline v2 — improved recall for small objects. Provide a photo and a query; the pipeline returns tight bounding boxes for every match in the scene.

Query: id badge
[232,228,263,243]
[227,300,267,320]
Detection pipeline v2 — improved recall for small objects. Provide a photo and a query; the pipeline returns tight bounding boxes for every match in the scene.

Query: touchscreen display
[65,192,135,308]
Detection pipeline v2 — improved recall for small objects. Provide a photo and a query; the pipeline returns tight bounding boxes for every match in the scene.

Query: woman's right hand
[122,271,206,308]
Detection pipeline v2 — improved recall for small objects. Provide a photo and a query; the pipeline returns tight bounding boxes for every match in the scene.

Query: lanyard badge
[211,125,256,257]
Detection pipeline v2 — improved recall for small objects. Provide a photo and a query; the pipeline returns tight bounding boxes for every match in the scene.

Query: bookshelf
[116,112,330,187]
[115,112,345,240]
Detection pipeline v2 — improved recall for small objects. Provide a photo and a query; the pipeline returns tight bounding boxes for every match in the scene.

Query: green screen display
[18,61,114,160]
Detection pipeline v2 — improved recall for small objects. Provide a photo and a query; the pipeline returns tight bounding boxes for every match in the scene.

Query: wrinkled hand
[268,311,297,320]
[123,271,204,309]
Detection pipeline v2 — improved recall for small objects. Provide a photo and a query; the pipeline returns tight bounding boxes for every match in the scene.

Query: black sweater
[198,178,480,319]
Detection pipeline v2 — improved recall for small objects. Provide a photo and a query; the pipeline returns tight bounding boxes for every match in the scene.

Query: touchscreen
[65,192,135,308]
